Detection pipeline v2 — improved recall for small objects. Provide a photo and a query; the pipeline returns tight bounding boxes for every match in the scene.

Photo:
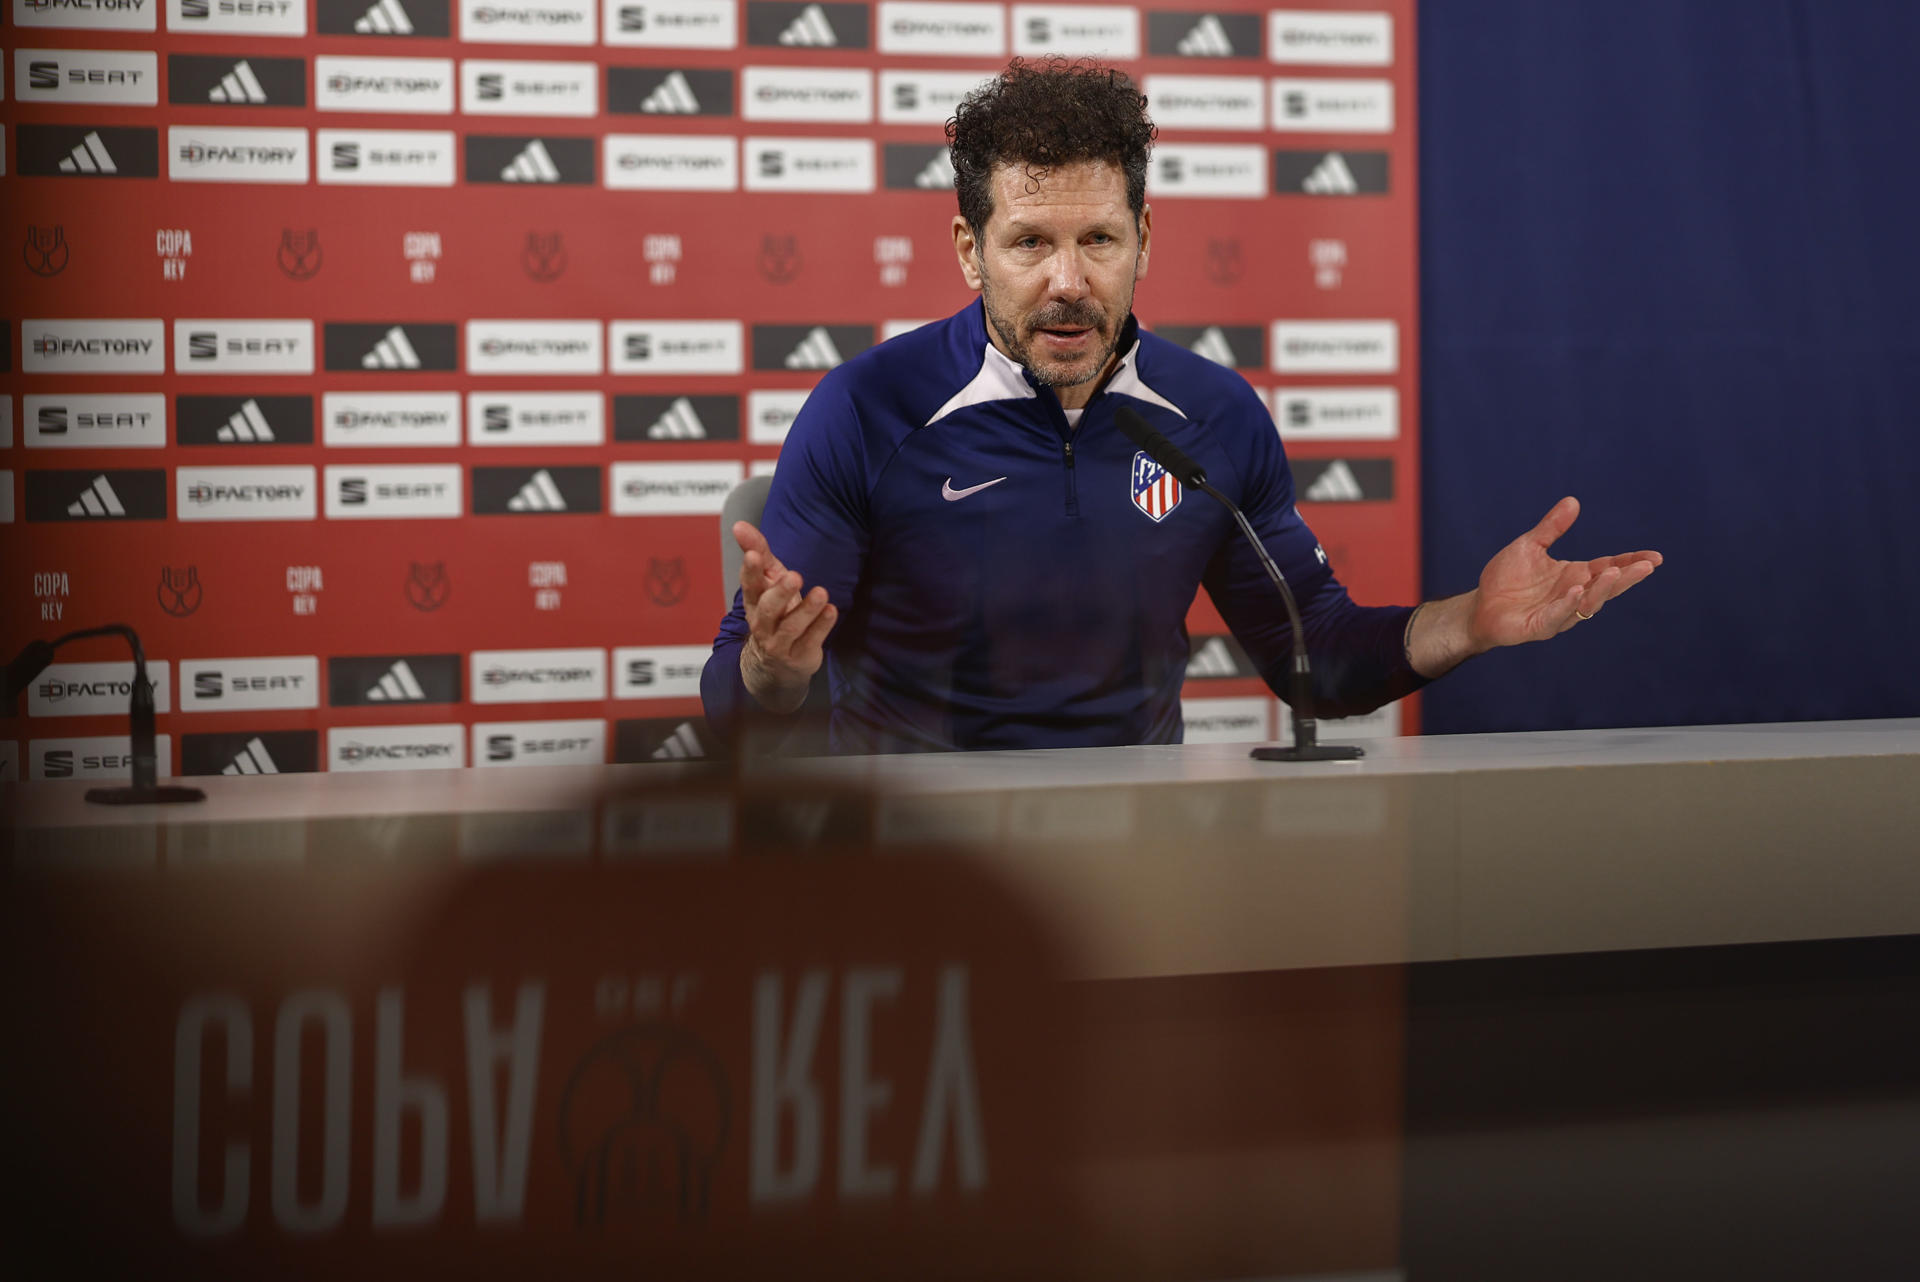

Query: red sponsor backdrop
[0,0,1419,775]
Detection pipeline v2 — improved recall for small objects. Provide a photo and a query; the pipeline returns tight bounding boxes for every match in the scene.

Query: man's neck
[1049,348,1124,414]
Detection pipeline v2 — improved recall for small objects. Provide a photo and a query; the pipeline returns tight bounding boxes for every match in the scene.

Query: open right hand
[734,520,838,713]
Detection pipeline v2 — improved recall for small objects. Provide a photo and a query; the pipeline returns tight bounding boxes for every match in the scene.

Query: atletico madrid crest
[1130,451,1182,522]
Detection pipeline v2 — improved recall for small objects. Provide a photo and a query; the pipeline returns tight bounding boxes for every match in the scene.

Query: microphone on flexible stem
[1115,407,1363,762]
[4,625,206,804]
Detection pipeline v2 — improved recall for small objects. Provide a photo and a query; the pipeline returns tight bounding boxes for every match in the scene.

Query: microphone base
[1250,744,1366,763]
[85,784,207,806]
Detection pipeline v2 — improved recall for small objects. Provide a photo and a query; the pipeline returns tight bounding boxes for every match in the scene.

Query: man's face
[953,160,1151,392]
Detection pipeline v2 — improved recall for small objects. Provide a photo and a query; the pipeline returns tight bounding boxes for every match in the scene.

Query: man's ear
[952,215,984,292]
[1135,203,1152,280]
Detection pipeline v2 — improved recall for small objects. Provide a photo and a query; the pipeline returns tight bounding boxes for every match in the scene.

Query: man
[702,59,1660,754]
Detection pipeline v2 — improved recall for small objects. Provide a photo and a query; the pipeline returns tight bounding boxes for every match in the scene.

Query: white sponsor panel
[179,656,320,711]
[609,320,743,374]
[461,59,597,115]
[328,723,465,773]
[31,735,173,781]
[881,319,933,340]
[1181,696,1271,745]
[1140,75,1264,131]
[876,2,1003,55]
[603,133,737,190]
[741,65,872,123]
[613,644,708,699]
[462,0,595,44]
[471,647,607,704]
[325,464,463,518]
[13,49,159,105]
[168,125,309,183]
[611,460,742,515]
[746,389,809,445]
[748,459,778,478]
[317,129,456,186]
[23,320,165,375]
[474,718,606,766]
[602,0,734,47]
[468,393,602,444]
[1268,9,1393,66]
[1270,77,1395,133]
[29,661,172,717]
[466,320,603,374]
[1011,4,1138,58]
[178,465,318,521]
[16,0,156,30]
[1271,320,1399,374]
[1270,387,1400,441]
[166,0,305,35]
[322,392,461,446]
[315,56,455,114]
[876,68,993,124]
[24,395,167,448]
[742,136,873,193]
[1150,144,1266,198]
[1274,700,1401,748]
[174,319,315,374]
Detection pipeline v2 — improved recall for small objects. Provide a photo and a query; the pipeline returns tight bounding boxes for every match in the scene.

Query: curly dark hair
[946,57,1157,236]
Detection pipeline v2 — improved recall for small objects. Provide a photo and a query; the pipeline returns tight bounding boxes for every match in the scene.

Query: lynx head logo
[645,557,688,607]
[24,226,70,277]
[278,228,322,281]
[406,561,450,611]
[1205,237,1243,286]
[158,566,203,618]
[523,231,567,283]
[757,234,801,285]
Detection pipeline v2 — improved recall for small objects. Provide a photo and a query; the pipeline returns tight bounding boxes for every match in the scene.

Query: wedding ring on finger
[1575,607,1595,621]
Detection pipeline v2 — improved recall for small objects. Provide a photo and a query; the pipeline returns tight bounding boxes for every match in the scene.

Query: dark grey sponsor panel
[1146,10,1261,57]
[167,55,309,107]
[1185,633,1258,679]
[471,466,604,514]
[464,135,597,185]
[745,0,868,47]
[882,142,951,191]
[1272,149,1391,195]
[317,0,451,36]
[16,125,161,179]
[613,395,741,442]
[25,470,168,522]
[750,324,874,371]
[322,323,459,372]
[606,66,733,115]
[176,396,316,445]
[182,730,321,776]
[614,716,713,763]
[1152,324,1265,369]
[1293,458,1396,501]
[327,654,462,706]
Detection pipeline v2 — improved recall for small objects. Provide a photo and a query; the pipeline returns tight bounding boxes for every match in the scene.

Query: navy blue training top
[702,299,1425,754]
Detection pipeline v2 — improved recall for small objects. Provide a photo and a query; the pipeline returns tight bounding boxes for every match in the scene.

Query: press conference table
[10,717,1919,980]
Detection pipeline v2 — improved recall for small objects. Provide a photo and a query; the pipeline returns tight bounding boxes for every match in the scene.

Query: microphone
[1115,407,1363,762]
[5,625,206,804]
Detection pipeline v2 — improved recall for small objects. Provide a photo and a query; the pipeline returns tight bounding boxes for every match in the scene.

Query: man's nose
[1045,246,1090,298]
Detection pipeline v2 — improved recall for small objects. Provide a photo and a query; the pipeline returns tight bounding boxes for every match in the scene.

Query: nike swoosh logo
[942,476,1008,502]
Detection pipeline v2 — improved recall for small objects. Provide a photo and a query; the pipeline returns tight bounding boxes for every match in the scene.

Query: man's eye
[1089,233,1114,245]
[1016,237,1042,249]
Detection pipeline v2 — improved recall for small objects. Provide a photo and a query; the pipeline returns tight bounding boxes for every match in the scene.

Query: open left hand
[1469,497,1663,647]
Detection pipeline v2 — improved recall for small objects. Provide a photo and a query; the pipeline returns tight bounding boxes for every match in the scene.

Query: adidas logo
[640,71,700,114]
[361,326,421,369]
[66,475,127,517]
[354,0,415,34]
[500,139,562,183]
[223,737,281,775]
[58,131,119,175]
[1188,327,1239,367]
[1302,152,1359,195]
[914,151,956,189]
[1177,15,1235,56]
[365,659,428,702]
[1186,637,1238,677]
[507,469,567,511]
[217,399,276,443]
[647,397,707,440]
[209,61,269,104]
[783,327,844,370]
[1304,460,1364,502]
[778,2,837,46]
[651,721,704,761]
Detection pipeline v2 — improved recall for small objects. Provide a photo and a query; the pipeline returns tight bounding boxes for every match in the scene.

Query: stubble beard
[978,262,1133,389]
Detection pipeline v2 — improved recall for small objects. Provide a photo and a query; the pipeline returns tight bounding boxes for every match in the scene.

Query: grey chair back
[718,473,775,611]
